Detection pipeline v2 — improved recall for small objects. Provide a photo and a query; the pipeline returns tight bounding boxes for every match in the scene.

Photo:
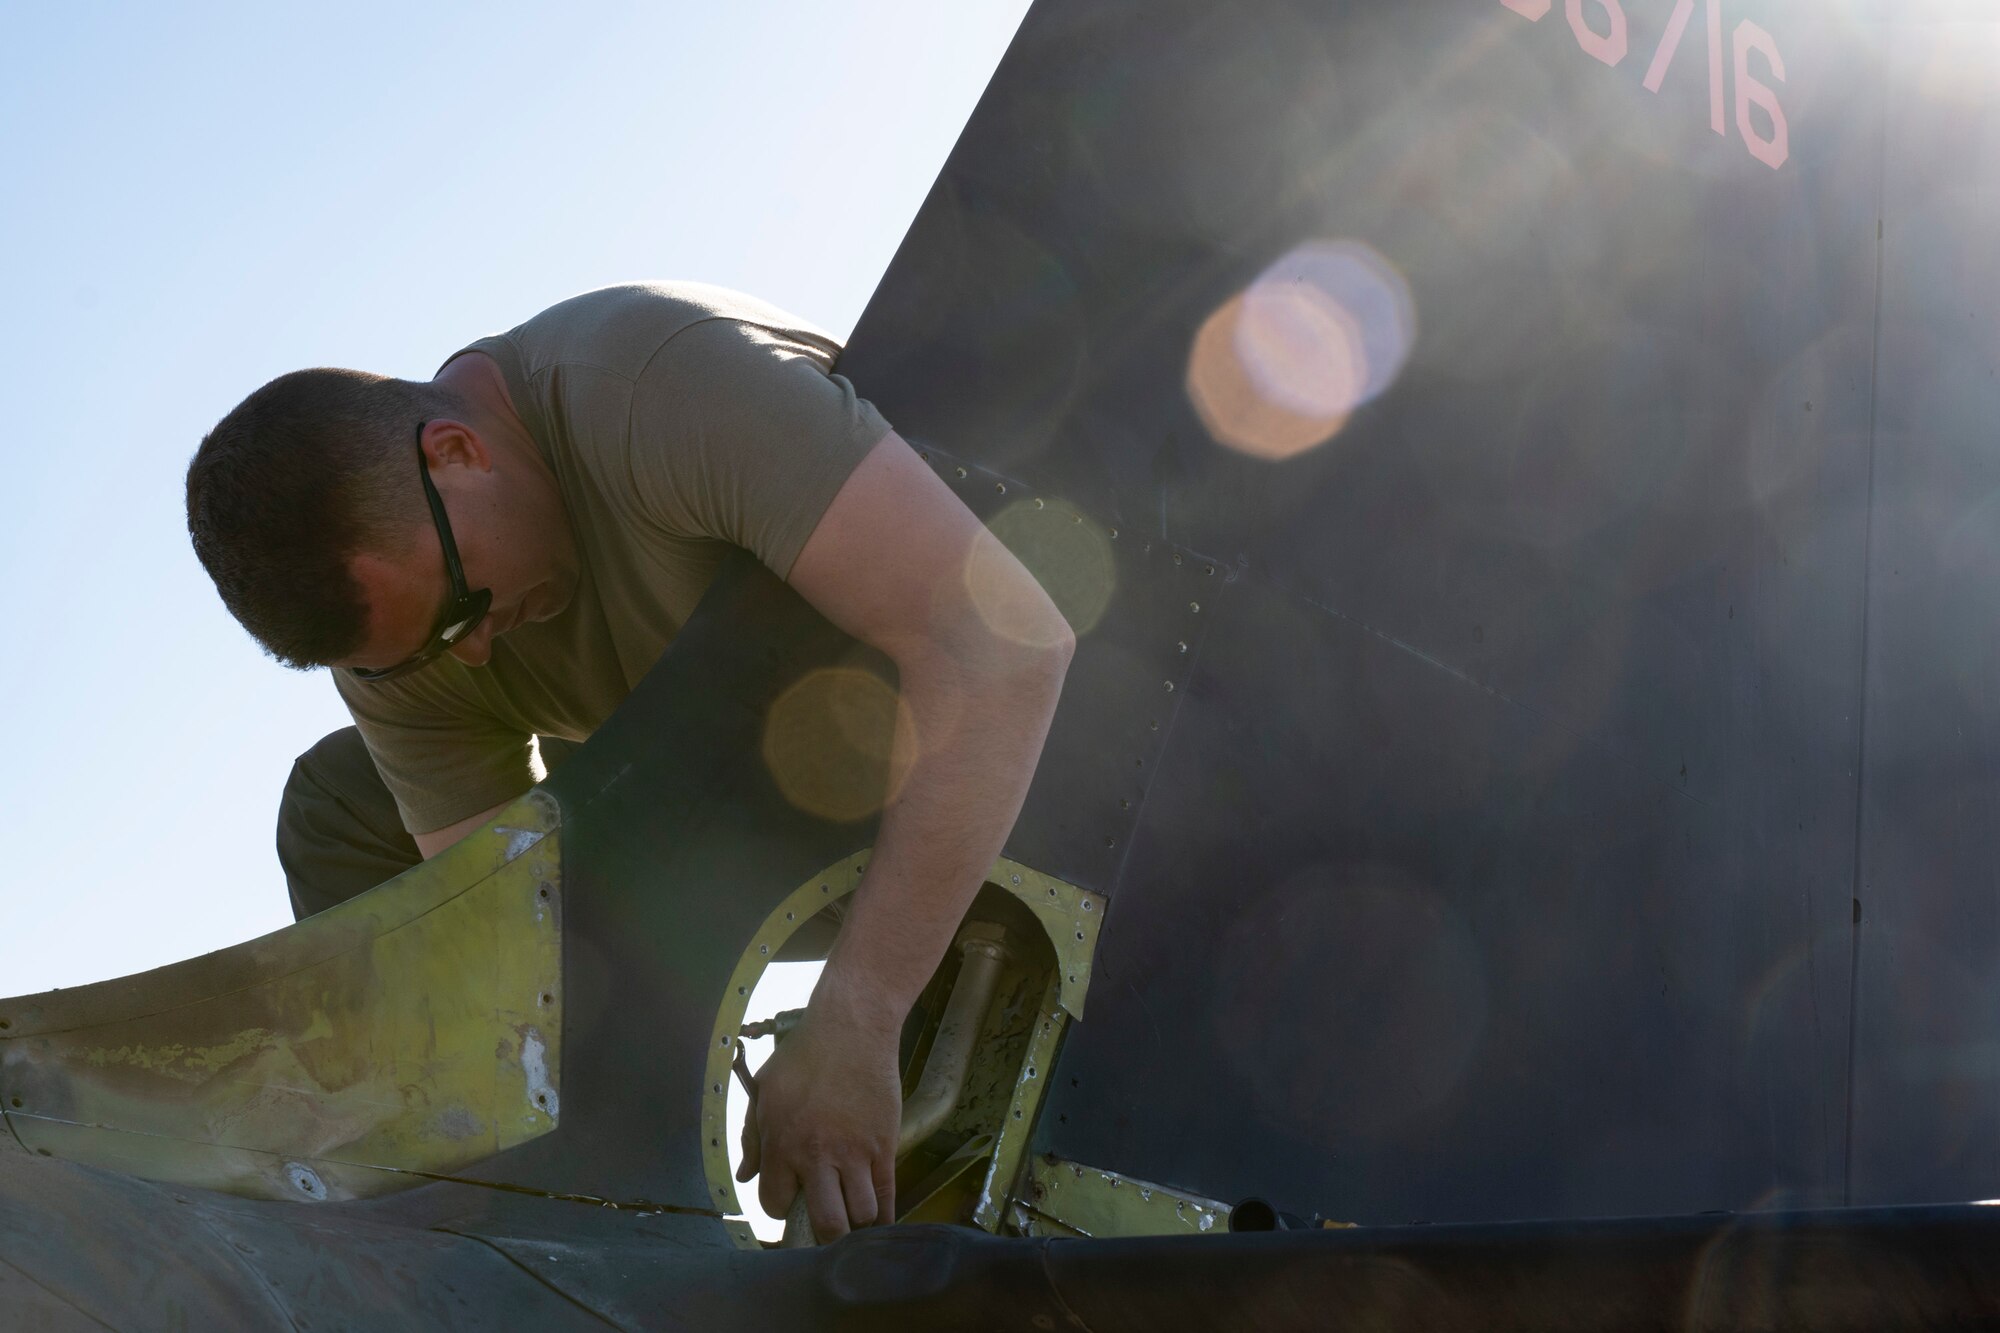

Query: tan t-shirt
[334,281,892,834]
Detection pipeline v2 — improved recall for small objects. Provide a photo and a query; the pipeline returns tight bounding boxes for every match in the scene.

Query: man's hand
[737,994,901,1242]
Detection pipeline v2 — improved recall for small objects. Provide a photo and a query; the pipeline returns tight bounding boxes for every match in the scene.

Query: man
[185,281,1074,1243]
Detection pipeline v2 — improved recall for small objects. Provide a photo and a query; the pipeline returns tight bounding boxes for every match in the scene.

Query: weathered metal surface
[1017,1157,1232,1239]
[0,791,562,1201]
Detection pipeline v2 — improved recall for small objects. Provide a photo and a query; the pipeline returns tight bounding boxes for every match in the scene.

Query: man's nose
[448,622,495,668]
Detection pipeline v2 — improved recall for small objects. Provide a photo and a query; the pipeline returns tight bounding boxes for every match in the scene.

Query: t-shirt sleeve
[625,318,892,577]
[332,668,537,836]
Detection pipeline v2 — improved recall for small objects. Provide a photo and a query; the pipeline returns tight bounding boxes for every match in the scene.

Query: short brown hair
[186,368,460,668]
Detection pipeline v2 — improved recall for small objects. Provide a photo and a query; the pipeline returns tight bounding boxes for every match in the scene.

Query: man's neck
[434,352,540,467]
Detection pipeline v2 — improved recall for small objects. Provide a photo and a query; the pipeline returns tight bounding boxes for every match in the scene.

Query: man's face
[334,450,577,674]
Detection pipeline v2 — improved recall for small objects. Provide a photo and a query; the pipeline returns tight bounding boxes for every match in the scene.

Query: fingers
[872,1150,896,1227]
[803,1163,850,1243]
[767,1159,885,1242]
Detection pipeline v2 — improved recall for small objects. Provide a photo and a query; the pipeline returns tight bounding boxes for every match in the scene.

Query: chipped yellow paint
[0,790,564,1203]
[80,1029,281,1081]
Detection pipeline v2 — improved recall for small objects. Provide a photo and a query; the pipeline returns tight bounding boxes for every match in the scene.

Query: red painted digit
[1707,0,1726,135]
[1734,20,1789,168]
[1642,0,1694,92]
[1566,0,1628,66]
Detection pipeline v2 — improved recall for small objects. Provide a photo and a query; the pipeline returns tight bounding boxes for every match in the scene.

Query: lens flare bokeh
[761,667,915,823]
[969,498,1118,643]
[1188,239,1416,461]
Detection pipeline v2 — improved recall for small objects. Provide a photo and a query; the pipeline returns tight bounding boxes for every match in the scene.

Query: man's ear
[418,419,493,474]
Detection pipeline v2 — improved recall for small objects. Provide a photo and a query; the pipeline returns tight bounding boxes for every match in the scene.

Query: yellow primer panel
[0,791,563,1202]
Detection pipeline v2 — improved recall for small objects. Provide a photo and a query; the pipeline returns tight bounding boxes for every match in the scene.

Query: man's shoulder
[502,281,836,383]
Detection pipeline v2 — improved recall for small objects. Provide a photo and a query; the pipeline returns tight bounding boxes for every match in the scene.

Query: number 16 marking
[1640,0,1724,137]
[1502,0,1790,169]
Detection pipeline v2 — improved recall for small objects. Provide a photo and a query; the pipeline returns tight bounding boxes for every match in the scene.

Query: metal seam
[1842,50,1894,1210]
[432,1230,627,1331]
[0,1251,119,1331]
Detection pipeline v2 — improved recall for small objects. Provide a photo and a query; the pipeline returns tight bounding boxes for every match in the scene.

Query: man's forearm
[811,634,1072,1032]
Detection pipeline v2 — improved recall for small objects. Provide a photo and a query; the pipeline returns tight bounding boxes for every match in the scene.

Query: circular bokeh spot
[762,667,915,823]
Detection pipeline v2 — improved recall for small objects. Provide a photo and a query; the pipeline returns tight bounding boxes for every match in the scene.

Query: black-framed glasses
[348,421,493,683]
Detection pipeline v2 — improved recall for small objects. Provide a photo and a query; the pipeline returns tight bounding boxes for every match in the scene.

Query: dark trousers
[274,728,841,956]
[275,728,573,921]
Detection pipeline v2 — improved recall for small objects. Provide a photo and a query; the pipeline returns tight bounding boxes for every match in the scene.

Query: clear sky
[0,1,1033,996]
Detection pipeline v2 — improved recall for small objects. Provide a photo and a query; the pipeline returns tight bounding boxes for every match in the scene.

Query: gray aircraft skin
[5,1,2000,1327]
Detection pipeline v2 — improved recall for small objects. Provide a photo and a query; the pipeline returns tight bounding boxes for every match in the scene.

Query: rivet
[758,944,769,955]
[1172,553,1183,565]
[738,986,747,995]
[1068,974,1077,984]
[1104,838,1115,849]
[1119,798,1130,810]
[1204,564,1216,576]
[1033,498,1045,509]
[1134,758,1144,768]
[1011,874,1022,885]
[1072,514,1083,524]
[995,482,1007,494]
[955,467,968,479]
[786,911,794,921]
[1082,899,1094,912]
[1189,602,1201,614]
[712,1137,720,1147]
[821,884,830,893]
[720,1038,731,1048]
[920,451,930,461]
[1076,930,1087,941]
[1176,641,1188,654]
[1109,528,1119,539]
[1164,681,1175,692]
[1149,719,1159,731]
[713,1083,723,1095]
